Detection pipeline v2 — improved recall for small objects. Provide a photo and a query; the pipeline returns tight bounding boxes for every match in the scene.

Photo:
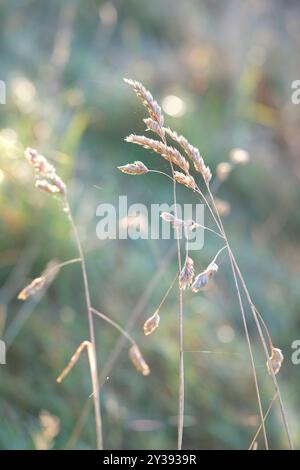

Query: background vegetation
[0,0,300,450]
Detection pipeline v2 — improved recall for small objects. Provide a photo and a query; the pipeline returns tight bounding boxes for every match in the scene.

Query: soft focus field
[0,0,300,450]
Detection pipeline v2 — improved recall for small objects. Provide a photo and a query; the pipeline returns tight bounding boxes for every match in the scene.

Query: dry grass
[121,78,294,450]
[18,146,149,450]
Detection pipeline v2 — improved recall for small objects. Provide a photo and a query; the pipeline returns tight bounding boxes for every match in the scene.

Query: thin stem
[254,307,273,354]
[156,272,179,313]
[65,201,103,450]
[211,245,227,265]
[249,394,277,450]
[162,131,185,450]
[228,253,269,449]
[205,181,294,450]
[229,252,294,450]
[197,182,269,449]
[149,169,174,182]
[43,257,81,277]
[91,307,136,346]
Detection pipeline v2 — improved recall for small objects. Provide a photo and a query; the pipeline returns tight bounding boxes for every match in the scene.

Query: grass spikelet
[17,276,46,300]
[25,147,56,176]
[129,344,150,376]
[35,179,61,194]
[191,262,218,293]
[179,256,195,290]
[24,147,66,196]
[118,161,149,175]
[144,118,165,140]
[174,171,196,190]
[266,348,284,375]
[125,135,189,173]
[164,127,211,182]
[124,78,164,128]
[143,310,160,336]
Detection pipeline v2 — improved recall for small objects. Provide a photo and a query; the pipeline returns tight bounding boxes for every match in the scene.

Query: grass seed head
[179,256,195,290]
[191,262,218,293]
[118,161,149,175]
[143,310,160,336]
[266,347,284,375]
[18,276,46,300]
[129,345,150,376]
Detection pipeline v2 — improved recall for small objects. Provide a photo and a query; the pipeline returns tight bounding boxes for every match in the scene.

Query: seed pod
[18,276,46,300]
[129,345,150,376]
[143,310,160,336]
[179,256,195,290]
[266,347,284,375]
[118,161,149,175]
[191,262,218,293]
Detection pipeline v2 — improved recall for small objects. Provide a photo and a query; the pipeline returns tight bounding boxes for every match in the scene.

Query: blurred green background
[0,0,300,450]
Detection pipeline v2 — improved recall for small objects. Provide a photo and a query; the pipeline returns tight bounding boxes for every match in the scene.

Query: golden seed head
[143,118,165,140]
[216,162,232,181]
[164,127,211,181]
[143,310,160,336]
[124,78,164,127]
[129,345,150,376]
[229,148,250,165]
[266,347,284,375]
[179,256,195,290]
[125,134,189,173]
[118,161,149,175]
[18,276,46,300]
[174,171,196,190]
